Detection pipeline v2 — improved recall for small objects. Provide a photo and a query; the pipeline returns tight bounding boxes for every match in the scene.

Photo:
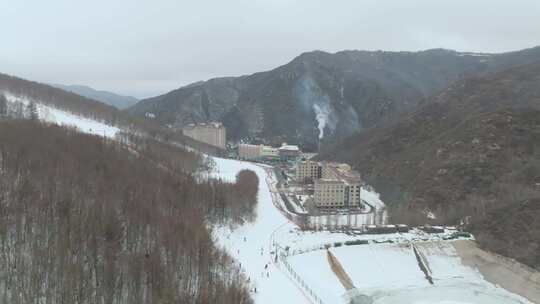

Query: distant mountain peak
[51,83,138,109]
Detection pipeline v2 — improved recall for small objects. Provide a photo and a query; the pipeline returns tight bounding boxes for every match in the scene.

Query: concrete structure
[260,145,280,161]
[182,122,226,149]
[296,160,322,183]
[313,162,362,208]
[279,143,301,162]
[237,144,282,161]
[238,144,263,160]
[261,146,279,157]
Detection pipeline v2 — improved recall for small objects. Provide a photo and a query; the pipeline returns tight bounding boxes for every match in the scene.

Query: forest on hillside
[0,78,224,156]
[0,120,257,304]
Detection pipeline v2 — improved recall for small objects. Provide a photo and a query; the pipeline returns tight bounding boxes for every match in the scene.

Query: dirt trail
[453,240,540,304]
[327,249,355,290]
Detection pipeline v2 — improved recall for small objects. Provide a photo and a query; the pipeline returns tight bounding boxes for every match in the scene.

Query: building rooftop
[279,144,300,151]
[322,162,362,185]
[298,159,320,165]
[316,178,343,184]
[183,122,224,129]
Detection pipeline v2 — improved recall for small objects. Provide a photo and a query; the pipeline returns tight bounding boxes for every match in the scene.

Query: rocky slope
[129,46,540,150]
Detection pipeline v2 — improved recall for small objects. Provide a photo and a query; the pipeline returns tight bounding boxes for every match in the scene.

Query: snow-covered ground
[211,156,531,304]
[287,250,345,303]
[4,93,120,138]
[361,187,386,209]
[211,157,309,304]
[289,242,531,304]
[37,104,120,138]
[273,226,464,255]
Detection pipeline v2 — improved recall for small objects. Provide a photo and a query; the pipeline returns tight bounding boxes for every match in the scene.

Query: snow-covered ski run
[211,156,532,304]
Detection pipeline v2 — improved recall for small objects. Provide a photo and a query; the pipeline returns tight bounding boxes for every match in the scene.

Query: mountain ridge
[128,46,540,150]
[0,72,225,155]
[51,83,138,109]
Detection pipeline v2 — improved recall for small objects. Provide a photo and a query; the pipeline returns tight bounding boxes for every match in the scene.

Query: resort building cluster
[296,160,363,209]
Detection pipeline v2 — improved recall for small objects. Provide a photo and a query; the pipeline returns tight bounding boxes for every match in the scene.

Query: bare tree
[0,94,6,116]
[0,120,254,304]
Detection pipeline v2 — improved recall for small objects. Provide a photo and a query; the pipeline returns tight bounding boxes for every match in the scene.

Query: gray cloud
[1,0,539,98]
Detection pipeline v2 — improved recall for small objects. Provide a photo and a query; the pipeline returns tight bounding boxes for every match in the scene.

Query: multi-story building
[278,143,301,162]
[296,160,322,183]
[313,162,362,208]
[238,144,263,160]
[182,122,226,149]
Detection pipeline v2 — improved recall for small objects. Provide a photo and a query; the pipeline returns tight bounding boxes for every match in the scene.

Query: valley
[210,156,539,304]
[2,51,540,303]
[1,6,540,301]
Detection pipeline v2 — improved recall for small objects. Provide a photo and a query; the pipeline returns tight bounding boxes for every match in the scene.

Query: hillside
[1,73,123,125]
[0,72,224,155]
[0,120,258,303]
[318,63,540,268]
[128,46,540,150]
[52,83,139,109]
[470,198,540,270]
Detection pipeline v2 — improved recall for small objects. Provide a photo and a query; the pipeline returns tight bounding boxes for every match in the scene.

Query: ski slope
[211,157,531,304]
[4,93,120,138]
[211,157,309,304]
[37,104,120,138]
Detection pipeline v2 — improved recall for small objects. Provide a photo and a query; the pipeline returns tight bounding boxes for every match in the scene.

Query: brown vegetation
[0,120,255,304]
[318,63,540,268]
[470,198,540,270]
[0,73,224,156]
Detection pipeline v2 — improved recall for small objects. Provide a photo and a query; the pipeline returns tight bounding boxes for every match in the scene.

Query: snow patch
[37,105,120,138]
[3,93,120,138]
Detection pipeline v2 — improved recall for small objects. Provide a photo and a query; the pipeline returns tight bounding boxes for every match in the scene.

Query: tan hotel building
[313,162,362,208]
[182,122,226,149]
[296,160,322,183]
[238,144,263,159]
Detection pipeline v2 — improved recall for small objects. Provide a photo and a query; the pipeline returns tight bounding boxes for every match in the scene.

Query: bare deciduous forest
[0,120,257,304]
[0,75,225,156]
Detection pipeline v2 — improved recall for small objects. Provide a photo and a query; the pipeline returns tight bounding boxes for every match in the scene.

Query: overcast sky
[1,0,539,98]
